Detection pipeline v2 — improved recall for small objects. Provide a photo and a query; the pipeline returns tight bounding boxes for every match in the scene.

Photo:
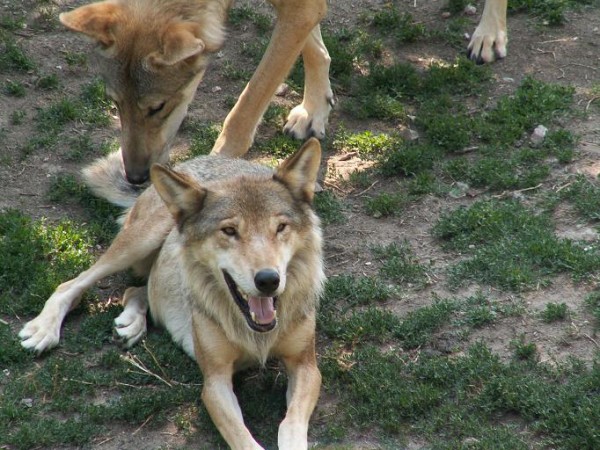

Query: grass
[434,199,600,291]
[2,0,600,448]
[0,210,95,316]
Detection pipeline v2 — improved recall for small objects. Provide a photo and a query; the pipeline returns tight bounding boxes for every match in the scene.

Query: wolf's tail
[82,150,143,208]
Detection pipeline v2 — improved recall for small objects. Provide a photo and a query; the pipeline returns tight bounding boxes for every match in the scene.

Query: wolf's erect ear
[59,2,122,48]
[147,20,224,67]
[275,138,322,203]
[151,164,206,224]
[147,23,206,67]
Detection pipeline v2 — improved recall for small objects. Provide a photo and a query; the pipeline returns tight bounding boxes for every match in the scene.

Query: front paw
[19,316,61,354]
[283,96,334,140]
[467,26,507,64]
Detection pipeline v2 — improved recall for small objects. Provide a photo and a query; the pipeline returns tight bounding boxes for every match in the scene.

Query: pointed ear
[275,138,322,203]
[147,22,205,67]
[59,2,122,48]
[150,164,206,224]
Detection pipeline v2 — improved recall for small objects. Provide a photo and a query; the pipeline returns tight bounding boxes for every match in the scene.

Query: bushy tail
[82,150,144,208]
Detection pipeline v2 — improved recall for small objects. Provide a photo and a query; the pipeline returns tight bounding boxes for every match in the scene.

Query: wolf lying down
[19,139,325,449]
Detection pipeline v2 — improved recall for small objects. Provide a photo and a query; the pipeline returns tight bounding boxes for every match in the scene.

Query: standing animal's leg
[19,192,173,353]
[283,25,333,140]
[467,0,508,64]
[113,286,148,347]
[192,313,264,450]
[211,0,328,157]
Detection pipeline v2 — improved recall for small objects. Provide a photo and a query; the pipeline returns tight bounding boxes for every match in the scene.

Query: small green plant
[333,129,396,159]
[314,190,345,225]
[561,175,600,222]
[511,335,538,361]
[37,74,59,90]
[372,241,428,286]
[64,51,87,67]
[365,191,408,217]
[584,291,600,326]
[221,61,252,81]
[0,39,36,72]
[541,302,569,322]
[10,110,26,125]
[3,79,26,97]
[182,120,221,157]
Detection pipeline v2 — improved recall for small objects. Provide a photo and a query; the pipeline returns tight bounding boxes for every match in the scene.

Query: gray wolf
[59,0,507,184]
[19,138,325,449]
[59,0,333,184]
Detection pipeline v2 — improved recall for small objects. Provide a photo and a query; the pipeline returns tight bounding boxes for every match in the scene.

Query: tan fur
[467,0,508,64]
[59,0,332,185]
[60,0,507,183]
[19,139,325,449]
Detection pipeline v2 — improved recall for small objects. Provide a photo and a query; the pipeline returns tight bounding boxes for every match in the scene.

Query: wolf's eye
[276,223,287,233]
[148,102,165,117]
[222,227,237,237]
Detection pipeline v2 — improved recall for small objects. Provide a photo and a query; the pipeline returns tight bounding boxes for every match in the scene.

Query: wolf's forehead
[209,182,303,222]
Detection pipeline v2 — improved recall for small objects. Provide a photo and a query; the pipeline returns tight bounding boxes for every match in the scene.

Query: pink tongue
[248,296,275,324]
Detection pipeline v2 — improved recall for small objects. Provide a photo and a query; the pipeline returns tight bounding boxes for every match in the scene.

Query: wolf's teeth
[250,312,257,323]
[273,310,277,320]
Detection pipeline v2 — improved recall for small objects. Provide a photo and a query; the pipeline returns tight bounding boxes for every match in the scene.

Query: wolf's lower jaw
[222,270,278,333]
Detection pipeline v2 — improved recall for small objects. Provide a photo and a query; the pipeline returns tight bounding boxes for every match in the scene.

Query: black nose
[254,269,280,295]
[126,170,149,185]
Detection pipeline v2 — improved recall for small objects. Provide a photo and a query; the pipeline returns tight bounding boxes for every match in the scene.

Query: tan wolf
[59,0,333,184]
[19,139,325,449]
[59,0,507,184]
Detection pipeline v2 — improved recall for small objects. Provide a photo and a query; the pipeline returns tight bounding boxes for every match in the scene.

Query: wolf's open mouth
[222,271,278,333]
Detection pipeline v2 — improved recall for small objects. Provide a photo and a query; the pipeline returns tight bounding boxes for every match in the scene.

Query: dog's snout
[254,269,280,295]
[126,169,150,185]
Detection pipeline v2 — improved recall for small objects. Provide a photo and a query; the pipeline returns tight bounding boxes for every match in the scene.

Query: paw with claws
[284,95,334,140]
[113,286,148,348]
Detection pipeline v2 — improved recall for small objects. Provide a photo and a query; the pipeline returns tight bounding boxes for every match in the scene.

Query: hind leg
[283,25,333,140]
[113,286,148,348]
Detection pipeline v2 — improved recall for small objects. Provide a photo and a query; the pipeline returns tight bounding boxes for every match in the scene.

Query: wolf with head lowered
[19,139,325,449]
[59,0,333,184]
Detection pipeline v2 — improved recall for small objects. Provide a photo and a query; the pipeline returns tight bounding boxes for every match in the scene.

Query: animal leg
[192,313,263,449]
[113,286,148,348]
[283,25,333,140]
[211,0,328,157]
[278,341,321,449]
[467,0,508,64]
[19,194,172,354]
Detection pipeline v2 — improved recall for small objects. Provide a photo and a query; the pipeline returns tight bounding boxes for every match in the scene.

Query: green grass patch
[372,242,428,286]
[322,341,600,448]
[541,302,569,322]
[181,120,221,158]
[561,174,600,221]
[0,210,95,316]
[0,36,35,72]
[365,191,408,217]
[584,291,600,326]
[434,199,600,291]
[47,174,121,243]
[314,191,346,225]
[3,79,26,97]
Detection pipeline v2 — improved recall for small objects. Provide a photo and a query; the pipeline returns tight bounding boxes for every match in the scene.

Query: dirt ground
[1,0,600,448]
